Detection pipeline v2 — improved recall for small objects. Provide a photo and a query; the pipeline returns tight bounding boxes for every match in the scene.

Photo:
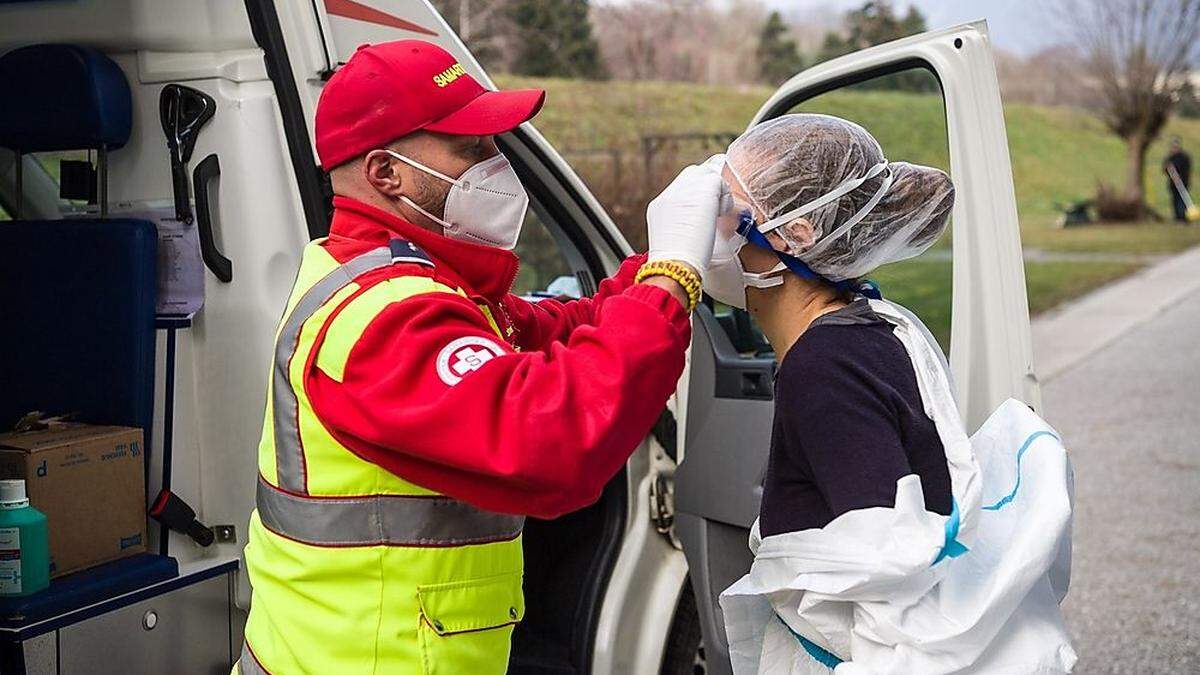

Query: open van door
[674,22,1038,674]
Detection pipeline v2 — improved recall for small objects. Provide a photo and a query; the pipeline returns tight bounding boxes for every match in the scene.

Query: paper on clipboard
[114,207,205,317]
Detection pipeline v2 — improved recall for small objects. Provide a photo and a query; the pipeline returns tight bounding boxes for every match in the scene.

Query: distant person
[1164,137,1192,222]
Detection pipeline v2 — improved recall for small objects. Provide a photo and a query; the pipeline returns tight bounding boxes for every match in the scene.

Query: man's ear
[362,150,404,198]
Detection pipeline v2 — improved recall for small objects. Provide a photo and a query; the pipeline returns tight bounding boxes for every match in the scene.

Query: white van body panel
[590,449,689,674]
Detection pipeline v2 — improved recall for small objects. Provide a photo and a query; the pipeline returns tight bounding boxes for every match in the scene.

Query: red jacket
[306,197,691,518]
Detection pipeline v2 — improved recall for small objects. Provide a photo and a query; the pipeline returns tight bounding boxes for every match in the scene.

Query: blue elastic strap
[932,498,968,565]
[982,430,1060,511]
[776,614,843,669]
[739,213,883,300]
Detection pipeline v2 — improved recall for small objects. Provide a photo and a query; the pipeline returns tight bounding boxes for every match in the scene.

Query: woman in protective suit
[705,114,1077,674]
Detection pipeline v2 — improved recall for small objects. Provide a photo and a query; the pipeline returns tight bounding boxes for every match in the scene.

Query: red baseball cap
[315,40,546,170]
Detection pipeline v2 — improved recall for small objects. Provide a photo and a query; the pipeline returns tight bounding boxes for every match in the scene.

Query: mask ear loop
[803,167,895,259]
[737,211,883,300]
[383,150,462,231]
[756,160,890,235]
[384,150,461,186]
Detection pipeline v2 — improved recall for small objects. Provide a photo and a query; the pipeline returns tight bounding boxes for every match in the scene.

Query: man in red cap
[238,40,721,673]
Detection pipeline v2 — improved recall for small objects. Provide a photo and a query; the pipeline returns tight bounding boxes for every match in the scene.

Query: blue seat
[0,220,157,436]
[0,45,156,443]
[0,44,132,152]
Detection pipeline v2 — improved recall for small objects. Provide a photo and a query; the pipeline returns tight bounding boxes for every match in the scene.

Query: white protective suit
[720,299,1077,674]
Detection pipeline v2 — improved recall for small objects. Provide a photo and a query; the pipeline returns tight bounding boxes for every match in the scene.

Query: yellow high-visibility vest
[238,239,525,674]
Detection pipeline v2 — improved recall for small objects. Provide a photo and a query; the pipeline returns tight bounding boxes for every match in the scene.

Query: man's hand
[646,158,724,277]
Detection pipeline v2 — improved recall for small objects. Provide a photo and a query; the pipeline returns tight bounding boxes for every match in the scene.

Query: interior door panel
[675,308,774,674]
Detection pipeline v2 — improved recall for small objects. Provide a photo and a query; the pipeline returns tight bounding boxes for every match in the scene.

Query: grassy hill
[499,75,1200,344]
[499,74,1200,253]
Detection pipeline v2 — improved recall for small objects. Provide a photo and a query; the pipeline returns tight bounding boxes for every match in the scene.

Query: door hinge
[650,472,674,535]
[649,407,681,548]
[651,408,678,462]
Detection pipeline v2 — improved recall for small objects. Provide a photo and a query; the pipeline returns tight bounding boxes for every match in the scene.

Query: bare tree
[1058,0,1200,216]
[429,0,515,68]
[591,0,766,85]
[996,46,1099,108]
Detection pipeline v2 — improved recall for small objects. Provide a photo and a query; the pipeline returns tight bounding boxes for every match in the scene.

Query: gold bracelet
[635,260,702,312]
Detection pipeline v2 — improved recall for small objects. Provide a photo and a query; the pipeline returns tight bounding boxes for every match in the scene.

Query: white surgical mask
[386,150,530,250]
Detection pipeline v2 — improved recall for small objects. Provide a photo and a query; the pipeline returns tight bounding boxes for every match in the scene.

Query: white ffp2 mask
[386,150,530,250]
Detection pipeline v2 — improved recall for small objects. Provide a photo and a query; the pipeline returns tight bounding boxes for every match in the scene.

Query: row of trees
[432,0,932,88]
[430,0,606,78]
[433,0,1200,221]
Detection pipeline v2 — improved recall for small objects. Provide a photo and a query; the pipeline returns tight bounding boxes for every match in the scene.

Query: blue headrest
[0,44,132,153]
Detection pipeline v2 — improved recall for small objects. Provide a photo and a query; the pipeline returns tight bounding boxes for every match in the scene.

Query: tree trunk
[1124,132,1150,213]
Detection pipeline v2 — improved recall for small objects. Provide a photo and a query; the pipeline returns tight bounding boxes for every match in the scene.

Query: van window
[717,67,952,354]
[512,206,576,298]
[4,151,97,218]
[35,151,98,213]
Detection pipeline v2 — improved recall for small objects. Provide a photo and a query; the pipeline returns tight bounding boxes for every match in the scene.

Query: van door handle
[192,153,232,282]
[713,362,775,400]
[740,370,773,398]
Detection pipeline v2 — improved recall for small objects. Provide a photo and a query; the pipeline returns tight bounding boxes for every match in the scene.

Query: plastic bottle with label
[0,479,49,597]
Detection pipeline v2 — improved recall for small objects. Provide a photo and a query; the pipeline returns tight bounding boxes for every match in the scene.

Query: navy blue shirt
[758,300,952,537]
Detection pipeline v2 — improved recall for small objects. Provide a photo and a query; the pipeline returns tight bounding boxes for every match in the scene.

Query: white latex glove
[646,155,725,277]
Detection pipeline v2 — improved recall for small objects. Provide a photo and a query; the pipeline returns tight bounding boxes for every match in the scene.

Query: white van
[0,2,1037,673]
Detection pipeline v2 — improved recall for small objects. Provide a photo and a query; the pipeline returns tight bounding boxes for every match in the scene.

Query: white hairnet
[726,113,954,281]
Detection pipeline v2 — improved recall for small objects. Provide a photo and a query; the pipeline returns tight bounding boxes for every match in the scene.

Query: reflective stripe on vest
[238,642,266,675]
[271,247,394,494]
[256,477,522,547]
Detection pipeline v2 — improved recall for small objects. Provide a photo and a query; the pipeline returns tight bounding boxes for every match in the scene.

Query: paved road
[1045,290,1200,673]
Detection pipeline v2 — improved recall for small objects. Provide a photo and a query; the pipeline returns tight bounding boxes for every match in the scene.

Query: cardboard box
[0,424,147,578]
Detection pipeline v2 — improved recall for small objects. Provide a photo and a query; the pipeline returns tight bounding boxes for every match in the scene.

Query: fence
[559,132,737,251]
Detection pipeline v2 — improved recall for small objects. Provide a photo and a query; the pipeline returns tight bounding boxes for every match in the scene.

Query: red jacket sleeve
[504,254,646,352]
[306,280,689,519]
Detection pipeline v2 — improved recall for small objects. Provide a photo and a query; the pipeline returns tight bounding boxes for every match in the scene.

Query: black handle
[192,153,232,282]
[697,306,777,401]
[740,370,773,398]
[171,158,192,223]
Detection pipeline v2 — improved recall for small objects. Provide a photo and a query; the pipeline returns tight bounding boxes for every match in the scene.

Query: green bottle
[0,479,49,597]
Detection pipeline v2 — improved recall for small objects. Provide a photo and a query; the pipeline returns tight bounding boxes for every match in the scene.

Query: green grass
[871,260,953,346]
[1020,222,1200,255]
[497,76,771,151]
[872,258,1142,346]
[501,74,1200,250]
[1024,260,1144,313]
